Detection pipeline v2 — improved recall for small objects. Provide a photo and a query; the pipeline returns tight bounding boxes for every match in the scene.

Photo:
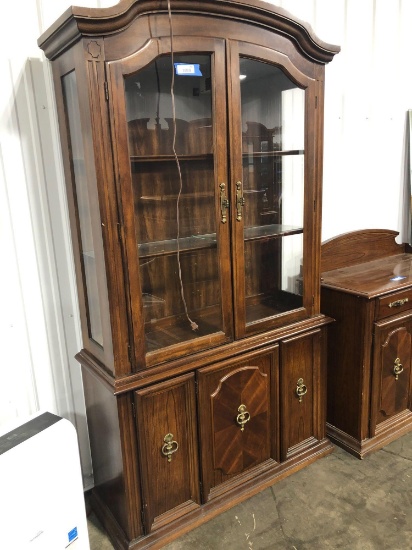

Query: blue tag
[68,527,78,543]
[390,275,406,281]
[174,63,202,76]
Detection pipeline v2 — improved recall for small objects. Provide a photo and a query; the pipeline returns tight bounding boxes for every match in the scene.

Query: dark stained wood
[371,315,412,432]
[321,229,405,273]
[198,350,276,501]
[38,2,338,547]
[135,374,200,533]
[38,0,340,63]
[280,330,324,460]
[321,230,412,458]
[82,367,143,540]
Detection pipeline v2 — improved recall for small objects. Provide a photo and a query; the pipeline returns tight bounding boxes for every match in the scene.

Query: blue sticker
[390,275,406,281]
[174,63,202,76]
[68,527,78,543]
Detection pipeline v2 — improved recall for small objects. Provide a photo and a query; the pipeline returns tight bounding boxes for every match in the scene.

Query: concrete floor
[87,431,412,549]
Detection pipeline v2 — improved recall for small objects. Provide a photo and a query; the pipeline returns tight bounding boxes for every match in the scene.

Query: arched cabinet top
[38,0,340,63]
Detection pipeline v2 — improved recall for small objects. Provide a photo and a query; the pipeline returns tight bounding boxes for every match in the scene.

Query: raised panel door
[134,373,200,533]
[280,329,323,460]
[371,315,412,435]
[197,349,278,501]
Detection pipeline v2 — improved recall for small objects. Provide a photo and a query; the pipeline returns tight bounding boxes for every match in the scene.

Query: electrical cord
[167,0,199,331]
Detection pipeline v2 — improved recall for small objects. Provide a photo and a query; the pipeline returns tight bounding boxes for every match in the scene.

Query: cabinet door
[228,41,319,338]
[108,37,233,368]
[371,315,412,435]
[197,349,278,501]
[281,329,325,460]
[134,374,200,533]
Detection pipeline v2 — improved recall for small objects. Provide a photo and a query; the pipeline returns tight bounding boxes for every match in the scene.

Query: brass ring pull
[235,181,245,221]
[236,404,251,431]
[219,183,229,223]
[389,298,408,308]
[296,378,307,403]
[161,433,179,462]
[393,358,404,380]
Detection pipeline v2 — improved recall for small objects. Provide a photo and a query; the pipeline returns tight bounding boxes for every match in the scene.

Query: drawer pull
[161,433,179,462]
[393,358,404,380]
[388,298,409,308]
[296,378,308,403]
[236,404,251,431]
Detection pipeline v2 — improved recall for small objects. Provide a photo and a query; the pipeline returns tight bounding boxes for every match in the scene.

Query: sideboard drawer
[376,289,412,320]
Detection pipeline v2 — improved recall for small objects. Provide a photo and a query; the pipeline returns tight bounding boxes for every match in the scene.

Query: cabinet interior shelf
[140,191,213,202]
[138,224,303,259]
[131,153,213,163]
[242,149,304,158]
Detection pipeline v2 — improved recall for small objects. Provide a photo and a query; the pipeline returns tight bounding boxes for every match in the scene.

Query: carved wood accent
[38,0,340,62]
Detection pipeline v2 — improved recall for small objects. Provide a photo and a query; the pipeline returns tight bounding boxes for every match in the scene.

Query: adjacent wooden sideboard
[321,229,412,458]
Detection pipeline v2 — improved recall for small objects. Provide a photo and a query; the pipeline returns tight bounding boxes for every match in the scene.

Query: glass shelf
[242,149,304,158]
[138,233,217,259]
[138,224,302,259]
[131,153,213,163]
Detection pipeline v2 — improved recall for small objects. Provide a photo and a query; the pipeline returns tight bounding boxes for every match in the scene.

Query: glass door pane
[239,58,305,326]
[62,71,104,347]
[124,54,225,354]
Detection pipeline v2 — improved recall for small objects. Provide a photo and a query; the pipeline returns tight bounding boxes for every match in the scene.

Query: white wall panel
[278,0,412,241]
[1,0,94,485]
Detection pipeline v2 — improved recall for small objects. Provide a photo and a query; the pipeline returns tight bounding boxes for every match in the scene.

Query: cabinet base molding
[91,438,333,550]
[327,412,412,460]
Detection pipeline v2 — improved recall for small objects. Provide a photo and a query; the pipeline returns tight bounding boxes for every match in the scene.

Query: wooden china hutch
[38,1,339,547]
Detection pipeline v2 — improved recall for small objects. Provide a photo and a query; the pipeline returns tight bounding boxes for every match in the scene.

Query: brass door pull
[235,181,245,221]
[393,358,404,380]
[161,433,179,462]
[220,183,229,223]
[296,378,307,402]
[236,404,251,431]
[388,298,409,308]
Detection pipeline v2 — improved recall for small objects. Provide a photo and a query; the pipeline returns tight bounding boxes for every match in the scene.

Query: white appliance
[0,412,90,549]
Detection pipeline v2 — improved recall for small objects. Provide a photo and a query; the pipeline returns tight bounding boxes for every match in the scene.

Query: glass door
[109,38,232,366]
[229,43,314,338]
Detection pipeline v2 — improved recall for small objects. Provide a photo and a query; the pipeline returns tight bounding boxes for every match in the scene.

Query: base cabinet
[321,230,412,459]
[119,329,329,546]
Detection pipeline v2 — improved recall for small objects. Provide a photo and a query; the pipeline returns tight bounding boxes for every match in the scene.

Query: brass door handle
[389,298,408,308]
[393,358,404,380]
[296,378,307,403]
[236,181,245,221]
[219,183,229,223]
[161,433,179,462]
[236,404,251,431]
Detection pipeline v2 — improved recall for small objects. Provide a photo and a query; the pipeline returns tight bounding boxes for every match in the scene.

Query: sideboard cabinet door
[134,374,200,533]
[197,349,278,501]
[281,329,325,460]
[371,315,412,436]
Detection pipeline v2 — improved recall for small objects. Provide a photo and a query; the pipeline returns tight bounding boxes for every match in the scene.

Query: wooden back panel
[321,229,405,273]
